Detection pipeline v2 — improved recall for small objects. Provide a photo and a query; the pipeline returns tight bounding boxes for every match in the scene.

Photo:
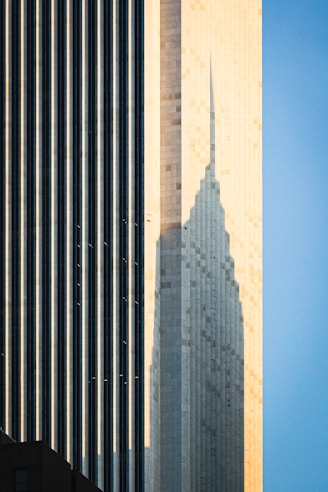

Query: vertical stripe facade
[0,1,144,491]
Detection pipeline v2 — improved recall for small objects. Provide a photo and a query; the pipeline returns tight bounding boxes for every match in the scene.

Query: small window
[15,469,29,492]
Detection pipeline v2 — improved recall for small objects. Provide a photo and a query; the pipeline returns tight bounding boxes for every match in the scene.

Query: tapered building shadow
[146,77,244,492]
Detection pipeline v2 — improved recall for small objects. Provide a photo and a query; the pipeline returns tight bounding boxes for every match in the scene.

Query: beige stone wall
[207,3,262,490]
[144,1,262,490]
[180,1,262,490]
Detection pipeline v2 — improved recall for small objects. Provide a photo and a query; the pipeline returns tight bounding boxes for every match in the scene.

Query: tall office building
[0,1,262,491]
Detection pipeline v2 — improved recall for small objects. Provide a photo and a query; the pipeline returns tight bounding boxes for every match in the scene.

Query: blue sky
[263,1,328,490]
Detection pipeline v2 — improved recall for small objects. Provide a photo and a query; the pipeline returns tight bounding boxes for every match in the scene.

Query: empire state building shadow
[146,78,244,492]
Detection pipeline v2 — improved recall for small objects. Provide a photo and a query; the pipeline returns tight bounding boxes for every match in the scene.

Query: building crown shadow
[146,74,244,492]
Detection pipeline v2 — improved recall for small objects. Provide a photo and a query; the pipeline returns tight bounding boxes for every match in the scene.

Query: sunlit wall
[145,1,262,490]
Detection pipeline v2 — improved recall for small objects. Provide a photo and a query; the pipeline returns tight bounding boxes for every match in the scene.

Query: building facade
[0,1,262,491]
[145,1,262,491]
[0,431,102,492]
[0,1,143,491]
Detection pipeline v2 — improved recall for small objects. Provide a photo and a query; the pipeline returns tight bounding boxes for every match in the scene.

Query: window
[15,469,29,492]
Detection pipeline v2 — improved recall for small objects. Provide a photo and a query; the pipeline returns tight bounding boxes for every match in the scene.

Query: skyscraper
[0,1,262,491]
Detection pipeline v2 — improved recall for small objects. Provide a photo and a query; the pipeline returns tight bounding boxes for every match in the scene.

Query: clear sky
[263,1,328,491]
